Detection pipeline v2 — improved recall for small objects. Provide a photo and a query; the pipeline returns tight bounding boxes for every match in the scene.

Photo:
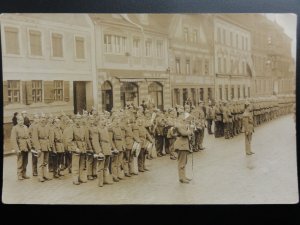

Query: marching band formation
[10,95,295,185]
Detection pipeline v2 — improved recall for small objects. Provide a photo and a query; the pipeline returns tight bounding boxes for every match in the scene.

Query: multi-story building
[213,15,253,102]
[168,14,215,106]
[90,14,171,111]
[1,13,96,139]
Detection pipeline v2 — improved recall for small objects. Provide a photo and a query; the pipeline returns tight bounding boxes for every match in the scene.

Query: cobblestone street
[1,114,298,204]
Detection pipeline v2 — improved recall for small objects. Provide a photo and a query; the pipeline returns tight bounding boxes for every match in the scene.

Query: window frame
[32,80,44,103]
[53,80,64,101]
[156,40,164,58]
[7,80,21,104]
[145,39,152,57]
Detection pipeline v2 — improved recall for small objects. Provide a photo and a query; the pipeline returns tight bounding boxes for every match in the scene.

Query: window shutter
[26,81,33,105]
[3,81,8,106]
[44,81,54,103]
[64,81,70,102]
[22,81,27,104]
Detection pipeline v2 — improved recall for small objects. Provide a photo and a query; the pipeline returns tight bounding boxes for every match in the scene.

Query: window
[245,37,248,50]
[230,32,233,46]
[32,80,43,103]
[243,86,246,98]
[204,59,209,75]
[222,29,226,44]
[196,58,202,75]
[7,80,20,103]
[175,57,181,74]
[29,30,42,56]
[242,61,245,75]
[75,36,85,59]
[186,59,190,74]
[4,27,20,55]
[54,80,63,101]
[51,33,63,57]
[132,38,140,57]
[236,33,238,48]
[238,85,241,99]
[223,58,227,74]
[104,34,126,54]
[184,27,188,42]
[104,34,112,53]
[225,86,229,100]
[217,28,221,43]
[219,86,222,100]
[174,89,180,105]
[230,59,234,73]
[218,57,222,73]
[192,30,198,43]
[145,40,152,57]
[208,88,212,101]
[156,40,163,58]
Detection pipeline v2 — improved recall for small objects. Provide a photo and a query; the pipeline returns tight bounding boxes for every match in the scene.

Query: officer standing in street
[11,115,32,180]
[166,108,178,160]
[243,101,255,155]
[214,101,222,138]
[174,106,193,184]
[86,116,98,181]
[63,118,74,174]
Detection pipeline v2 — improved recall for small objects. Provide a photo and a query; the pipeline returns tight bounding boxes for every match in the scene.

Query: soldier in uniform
[98,118,114,184]
[193,101,206,151]
[63,118,74,174]
[135,118,153,172]
[166,108,178,160]
[29,114,40,176]
[72,114,88,185]
[47,115,55,173]
[214,101,222,138]
[206,100,214,135]
[86,116,98,181]
[154,110,166,157]
[242,102,255,155]
[21,111,31,128]
[51,118,65,178]
[123,118,140,176]
[110,116,126,182]
[174,106,193,184]
[32,114,52,182]
[11,115,32,180]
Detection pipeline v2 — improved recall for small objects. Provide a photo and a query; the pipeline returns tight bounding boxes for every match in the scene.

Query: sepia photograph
[1,13,297,204]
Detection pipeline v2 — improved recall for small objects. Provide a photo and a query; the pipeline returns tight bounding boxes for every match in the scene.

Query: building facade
[213,15,253,102]
[168,14,215,106]
[1,14,96,137]
[90,14,171,112]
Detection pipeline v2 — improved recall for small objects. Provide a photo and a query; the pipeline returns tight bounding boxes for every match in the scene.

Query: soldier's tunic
[29,122,39,176]
[223,105,232,139]
[166,116,177,159]
[110,124,126,179]
[136,123,153,171]
[214,105,223,138]
[155,115,166,156]
[52,126,65,176]
[32,124,51,180]
[174,116,192,182]
[48,123,55,173]
[192,107,205,151]
[242,109,254,155]
[98,125,114,184]
[11,124,32,178]
[72,125,88,183]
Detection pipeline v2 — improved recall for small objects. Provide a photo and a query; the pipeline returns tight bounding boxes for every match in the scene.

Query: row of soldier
[10,96,295,185]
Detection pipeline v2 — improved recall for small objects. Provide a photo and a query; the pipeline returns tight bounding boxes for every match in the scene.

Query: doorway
[102,81,113,112]
[148,82,163,110]
[73,81,86,114]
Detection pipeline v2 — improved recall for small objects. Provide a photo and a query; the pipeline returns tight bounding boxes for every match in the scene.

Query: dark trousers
[168,138,176,158]
[65,151,72,172]
[195,129,204,150]
[17,151,29,177]
[224,122,230,139]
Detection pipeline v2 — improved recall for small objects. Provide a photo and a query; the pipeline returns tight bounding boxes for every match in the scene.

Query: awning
[119,78,145,83]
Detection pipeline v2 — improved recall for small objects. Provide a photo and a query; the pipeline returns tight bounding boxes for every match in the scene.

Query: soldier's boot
[103,169,113,184]
[73,176,80,185]
[43,165,52,181]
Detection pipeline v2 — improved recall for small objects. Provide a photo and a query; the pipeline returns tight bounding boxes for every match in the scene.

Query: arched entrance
[102,81,113,112]
[120,82,139,108]
[148,82,163,110]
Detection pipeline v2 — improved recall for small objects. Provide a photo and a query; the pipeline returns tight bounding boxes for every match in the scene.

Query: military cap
[75,113,82,119]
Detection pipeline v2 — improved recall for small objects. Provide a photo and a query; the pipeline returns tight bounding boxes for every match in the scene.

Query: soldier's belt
[18,137,29,140]
[39,137,49,140]
[101,140,109,143]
